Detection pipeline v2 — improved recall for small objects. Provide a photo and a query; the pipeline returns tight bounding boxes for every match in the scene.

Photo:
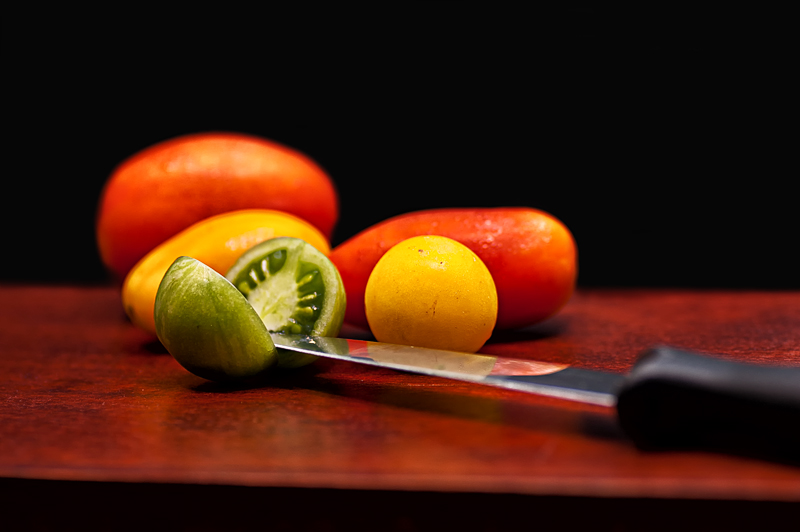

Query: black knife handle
[616,346,800,460]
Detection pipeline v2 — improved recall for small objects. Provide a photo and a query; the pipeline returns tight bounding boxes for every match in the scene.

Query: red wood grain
[1,285,799,506]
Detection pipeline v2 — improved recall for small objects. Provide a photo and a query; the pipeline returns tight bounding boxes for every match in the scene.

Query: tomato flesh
[226,237,347,367]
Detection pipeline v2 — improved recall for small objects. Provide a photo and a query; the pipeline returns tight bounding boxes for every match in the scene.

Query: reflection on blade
[269,333,624,407]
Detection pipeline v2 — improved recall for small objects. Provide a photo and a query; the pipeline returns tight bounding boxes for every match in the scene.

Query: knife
[270,334,800,458]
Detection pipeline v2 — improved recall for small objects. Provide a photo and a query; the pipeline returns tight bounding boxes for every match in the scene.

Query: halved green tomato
[154,256,278,382]
[225,237,347,368]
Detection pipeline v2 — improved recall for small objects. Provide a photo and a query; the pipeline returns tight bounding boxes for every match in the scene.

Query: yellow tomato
[122,209,330,336]
[364,235,498,353]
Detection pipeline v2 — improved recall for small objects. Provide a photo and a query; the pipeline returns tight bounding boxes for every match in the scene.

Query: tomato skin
[122,209,331,337]
[96,132,338,281]
[330,208,577,331]
[365,235,498,353]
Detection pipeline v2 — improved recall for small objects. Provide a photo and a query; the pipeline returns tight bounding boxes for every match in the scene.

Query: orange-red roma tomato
[96,132,338,281]
[329,208,578,331]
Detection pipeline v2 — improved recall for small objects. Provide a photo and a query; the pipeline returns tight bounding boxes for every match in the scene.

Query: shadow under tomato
[140,339,169,355]
[187,359,331,394]
[486,316,568,345]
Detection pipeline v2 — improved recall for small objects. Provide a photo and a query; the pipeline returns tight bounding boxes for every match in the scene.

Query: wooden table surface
[1,285,799,530]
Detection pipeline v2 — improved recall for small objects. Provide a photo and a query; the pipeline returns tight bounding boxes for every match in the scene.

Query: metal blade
[270,333,624,407]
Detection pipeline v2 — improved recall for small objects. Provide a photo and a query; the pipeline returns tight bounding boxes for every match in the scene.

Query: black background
[3,6,795,287]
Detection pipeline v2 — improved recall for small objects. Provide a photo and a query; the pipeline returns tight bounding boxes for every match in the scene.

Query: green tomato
[154,256,278,382]
[225,237,347,368]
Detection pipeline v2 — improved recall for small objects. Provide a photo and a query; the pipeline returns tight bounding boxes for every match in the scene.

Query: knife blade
[271,334,800,457]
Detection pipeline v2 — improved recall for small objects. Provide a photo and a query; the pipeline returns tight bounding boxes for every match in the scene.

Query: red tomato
[96,132,338,281]
[330,208,578,331]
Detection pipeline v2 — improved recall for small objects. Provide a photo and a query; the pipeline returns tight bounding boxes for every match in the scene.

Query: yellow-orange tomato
[365,235,498,353]
[331,208,577,330]
[122,209,330,336]
[96,132,338,281]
